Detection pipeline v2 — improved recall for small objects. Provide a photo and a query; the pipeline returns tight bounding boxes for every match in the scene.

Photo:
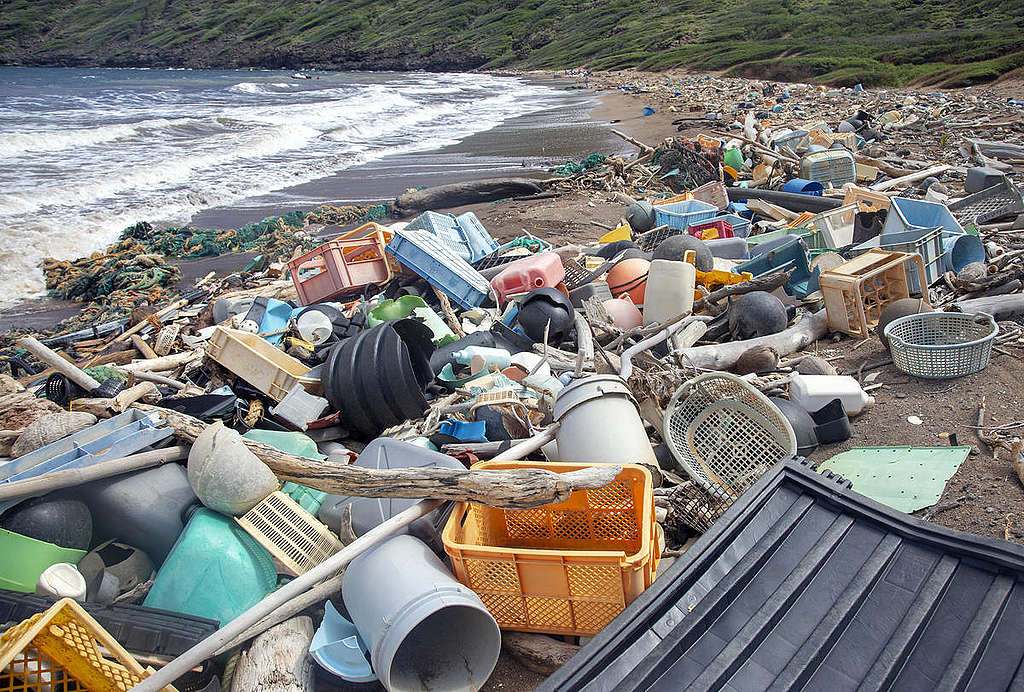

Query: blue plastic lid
[310,601,377,683]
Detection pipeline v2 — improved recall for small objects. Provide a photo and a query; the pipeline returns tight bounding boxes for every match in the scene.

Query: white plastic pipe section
[619,316,711,380]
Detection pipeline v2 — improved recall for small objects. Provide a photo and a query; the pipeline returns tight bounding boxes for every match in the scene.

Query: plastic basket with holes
[442,462,659,637]
[561,258,591,291]
[884,312,998,379]
[0,597,176,692]
[663,372,796,502]
[947,179,1024,226]
[235,491,344,576]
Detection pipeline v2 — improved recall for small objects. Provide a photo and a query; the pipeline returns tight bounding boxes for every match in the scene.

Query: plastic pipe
[130,498,444,692]
[725,187,841,213]
[619,317,709,380]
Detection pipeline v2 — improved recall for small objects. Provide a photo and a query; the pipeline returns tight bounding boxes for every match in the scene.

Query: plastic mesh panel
[236,491,343,576]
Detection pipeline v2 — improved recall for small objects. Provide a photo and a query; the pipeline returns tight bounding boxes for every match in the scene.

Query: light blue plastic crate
[883,197,964,236]
[734,238,820,298]
[714,213,750,238]
[653,200,717,230]
[386,228,490,310]
[878,226,944,293]
[404,211,498,263]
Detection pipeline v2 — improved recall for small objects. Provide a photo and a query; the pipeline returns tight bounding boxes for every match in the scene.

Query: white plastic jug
[643,259,695,326]
[36,563,87,601]
[789,374,875,416]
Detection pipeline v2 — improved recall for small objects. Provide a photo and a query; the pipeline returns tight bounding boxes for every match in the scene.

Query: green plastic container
[0,528,86,593]
[242,430,327,514]
[143,508,277,626]
[367,295,457,347]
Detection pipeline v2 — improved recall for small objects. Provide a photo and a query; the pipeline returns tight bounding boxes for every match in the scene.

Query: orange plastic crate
[443,462,659,636]
[0,598,175,692]
[288,234,392,305]
[820,249,929,338]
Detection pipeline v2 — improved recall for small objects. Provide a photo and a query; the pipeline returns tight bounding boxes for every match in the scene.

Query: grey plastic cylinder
[79,463,198,565]
[342,534,500,692]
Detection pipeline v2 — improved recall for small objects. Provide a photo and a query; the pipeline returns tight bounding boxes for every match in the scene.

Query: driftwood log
[502,631,581,675]
[230,616,314,692]
[395,178,544,213]
[678,309,830,370]
[133,404,620,508]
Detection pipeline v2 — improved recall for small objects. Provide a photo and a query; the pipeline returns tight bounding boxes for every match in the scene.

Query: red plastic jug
[490,253,565,304]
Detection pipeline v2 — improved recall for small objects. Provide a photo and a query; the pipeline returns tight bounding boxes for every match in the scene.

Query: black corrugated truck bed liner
[542,459,1024,691]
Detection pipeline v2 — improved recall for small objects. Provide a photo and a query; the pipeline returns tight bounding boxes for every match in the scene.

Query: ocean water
[0,67,597,305]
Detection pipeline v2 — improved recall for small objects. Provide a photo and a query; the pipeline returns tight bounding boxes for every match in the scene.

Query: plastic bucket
[552,375,657,464]
[942,232,985,273]
[342,534,500,692]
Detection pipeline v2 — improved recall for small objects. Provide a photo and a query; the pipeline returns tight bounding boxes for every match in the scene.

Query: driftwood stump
[230,616,314,692]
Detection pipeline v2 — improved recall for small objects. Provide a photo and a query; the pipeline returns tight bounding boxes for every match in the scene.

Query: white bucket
[552,375,657,464]
[342,535,500,691]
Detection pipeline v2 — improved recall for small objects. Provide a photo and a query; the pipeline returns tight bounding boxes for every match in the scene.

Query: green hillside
[2,0,1022,86]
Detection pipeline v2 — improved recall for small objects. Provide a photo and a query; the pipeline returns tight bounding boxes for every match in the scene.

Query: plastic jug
[553,375,657,465]
[36,563,87,601]
[643,259,695,326]
[490,253,565,304]
[79,463,198,565]
[143,507,276,625]
[452,346,512,372]
[788,374,875,416]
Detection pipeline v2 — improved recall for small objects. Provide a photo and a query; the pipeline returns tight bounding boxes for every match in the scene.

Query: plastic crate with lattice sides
[442,462,660,637]
[947,179,1024,226]
[0,598,176,692]
[688,181,729,210]
[288,235,392,305]
[236,491,344,576]
[820,249,929,339]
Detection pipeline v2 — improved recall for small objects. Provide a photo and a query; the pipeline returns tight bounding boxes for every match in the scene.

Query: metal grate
[664,373,796,501]
[885,312,998,379]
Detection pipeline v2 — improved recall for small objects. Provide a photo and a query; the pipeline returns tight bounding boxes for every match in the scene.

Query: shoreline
[0,81,646,334]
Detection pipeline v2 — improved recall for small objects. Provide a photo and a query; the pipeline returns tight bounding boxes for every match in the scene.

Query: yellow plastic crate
[443,462,659,636]
[842,184,891,212]
[206,327,318,402]
[0,598,175,692]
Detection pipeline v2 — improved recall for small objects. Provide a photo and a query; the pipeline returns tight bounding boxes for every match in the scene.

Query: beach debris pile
[1,77,1024,691]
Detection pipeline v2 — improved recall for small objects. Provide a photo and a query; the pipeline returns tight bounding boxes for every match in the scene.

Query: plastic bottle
[788,374,875,415]
[490,253,565,304]
[643,260,695,326]
[35,563,87,600]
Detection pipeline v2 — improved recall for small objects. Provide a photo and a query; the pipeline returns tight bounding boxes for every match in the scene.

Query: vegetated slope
[1,0,1022,86]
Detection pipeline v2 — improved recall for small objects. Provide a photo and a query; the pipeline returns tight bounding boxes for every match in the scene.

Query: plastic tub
[552,375,657,465]
[941,231,985,273]
[0,529,86,593]
[443,461,658,636]
[685,219,733,240]
[143,508,277,625]
[782,178,825,196]
[883,197,964,236]
[343,534,500,691]
[643,259,695,326]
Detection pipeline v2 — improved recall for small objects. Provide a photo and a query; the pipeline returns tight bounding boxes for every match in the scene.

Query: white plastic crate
[386,228,491,310]
[807,203,859,248]
[236,491,344,576]
[801,150,856,188]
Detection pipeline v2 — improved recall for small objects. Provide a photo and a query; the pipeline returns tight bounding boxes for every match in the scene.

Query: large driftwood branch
[133,404,620,509]
[678,309,829,370]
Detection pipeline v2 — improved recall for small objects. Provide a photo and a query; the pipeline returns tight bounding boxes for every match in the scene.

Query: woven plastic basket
[663,373,796,501]
[884,312,998,379]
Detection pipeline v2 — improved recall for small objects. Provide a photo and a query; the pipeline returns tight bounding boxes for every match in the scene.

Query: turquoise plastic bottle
[143,508,277,626]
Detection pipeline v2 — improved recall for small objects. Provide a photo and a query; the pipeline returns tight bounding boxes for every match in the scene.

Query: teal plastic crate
[883,197,964,236]
[386,228,491,310]
[405,211,498,263]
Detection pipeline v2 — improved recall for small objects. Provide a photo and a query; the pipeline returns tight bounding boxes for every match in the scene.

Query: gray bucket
[342,534,500,691]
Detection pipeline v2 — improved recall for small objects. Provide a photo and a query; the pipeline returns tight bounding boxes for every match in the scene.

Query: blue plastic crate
[877,226,944,292]
[653,200,717,230]
[404,211,498,263]
[386,228,491,310]
[883,197,964,236]
[714,213,750,238]
[734,238,820,298]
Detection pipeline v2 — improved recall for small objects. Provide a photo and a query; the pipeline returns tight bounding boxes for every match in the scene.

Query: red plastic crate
[685,219,734,240]
[288,236,392,305]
